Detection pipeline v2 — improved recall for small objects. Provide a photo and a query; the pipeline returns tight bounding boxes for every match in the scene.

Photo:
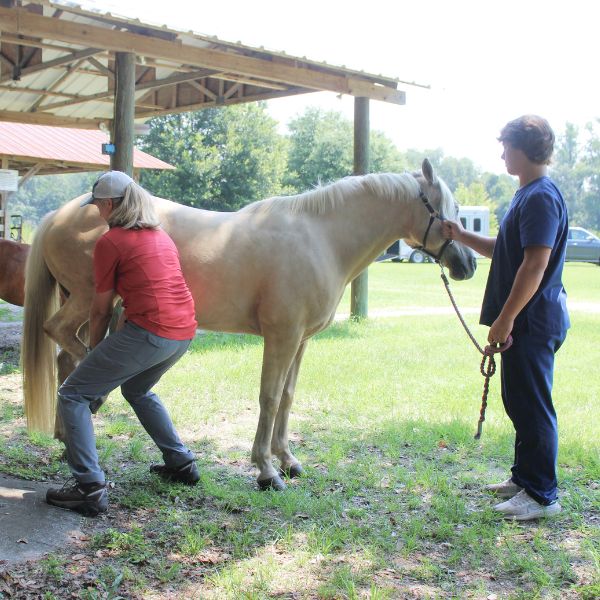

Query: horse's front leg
[271,341,307,479]
[252,332,302,491]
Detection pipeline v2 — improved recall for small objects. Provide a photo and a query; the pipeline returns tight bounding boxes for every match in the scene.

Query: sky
[79,0,599,174]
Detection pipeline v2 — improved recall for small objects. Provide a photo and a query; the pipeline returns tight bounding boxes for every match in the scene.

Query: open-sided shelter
[0,0,411,315]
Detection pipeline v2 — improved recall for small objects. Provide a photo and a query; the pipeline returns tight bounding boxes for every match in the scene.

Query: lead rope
[439,264,512,439]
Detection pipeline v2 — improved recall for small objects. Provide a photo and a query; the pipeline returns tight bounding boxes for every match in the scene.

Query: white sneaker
[493,489,561,521]
[484,477,523,499]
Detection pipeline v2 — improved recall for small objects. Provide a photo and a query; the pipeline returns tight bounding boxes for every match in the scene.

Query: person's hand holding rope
[488,315,514,346]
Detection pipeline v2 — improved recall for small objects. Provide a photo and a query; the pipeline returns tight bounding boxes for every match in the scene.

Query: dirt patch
[0,323,21,368]
[0,306,22,373]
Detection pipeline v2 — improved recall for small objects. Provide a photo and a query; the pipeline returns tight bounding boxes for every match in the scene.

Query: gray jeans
[58,321,194,484]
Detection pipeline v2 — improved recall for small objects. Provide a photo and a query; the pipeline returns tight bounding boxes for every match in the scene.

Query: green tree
[284,106,408,193]
[10,171,98,226]
[370,130,408,173]
[576,120,600,230]
[481,172,517,222]
[138,103,287,211]
[550,122,586,225]
[285,108,353,191]
[403,148,445,173]
[437,156,480,192]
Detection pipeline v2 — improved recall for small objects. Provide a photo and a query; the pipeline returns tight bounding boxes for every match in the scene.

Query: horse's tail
[21,214,59,434]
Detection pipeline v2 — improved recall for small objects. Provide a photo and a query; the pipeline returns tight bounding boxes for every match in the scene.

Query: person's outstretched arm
[442,220,496,258]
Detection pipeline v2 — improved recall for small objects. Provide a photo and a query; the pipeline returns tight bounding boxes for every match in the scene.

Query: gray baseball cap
[80,171,135,207]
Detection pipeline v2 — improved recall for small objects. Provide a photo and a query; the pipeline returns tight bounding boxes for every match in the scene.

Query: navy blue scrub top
[480,176,570,336]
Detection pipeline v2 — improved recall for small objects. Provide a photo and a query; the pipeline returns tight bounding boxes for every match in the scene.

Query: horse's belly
[192,287,262,336]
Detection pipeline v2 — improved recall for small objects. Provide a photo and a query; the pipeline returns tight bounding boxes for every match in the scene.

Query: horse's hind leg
[271,341,307,478]
[44,297,90,441]
[44,295,90,361]
[54,348,78,442]
[252,331,302,491]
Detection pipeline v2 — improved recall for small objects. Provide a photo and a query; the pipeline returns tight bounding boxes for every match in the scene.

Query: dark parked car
[566,227,600,264]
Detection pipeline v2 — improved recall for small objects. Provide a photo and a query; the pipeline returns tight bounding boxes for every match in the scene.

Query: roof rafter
[34,67,221,113]
[0,45,103,84]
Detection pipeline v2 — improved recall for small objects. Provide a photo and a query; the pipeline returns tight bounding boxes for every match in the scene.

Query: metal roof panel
[0,121,174,171]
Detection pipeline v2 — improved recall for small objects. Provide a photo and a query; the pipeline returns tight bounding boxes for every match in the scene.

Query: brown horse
[22,160,476,490]
[0,238,29,306]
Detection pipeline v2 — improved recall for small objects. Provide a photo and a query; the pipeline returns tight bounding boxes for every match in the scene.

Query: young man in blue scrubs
[442,115,569,520]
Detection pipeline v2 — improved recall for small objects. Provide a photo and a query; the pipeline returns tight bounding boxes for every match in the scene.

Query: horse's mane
[242,172,454,218]
[242,173,419,216]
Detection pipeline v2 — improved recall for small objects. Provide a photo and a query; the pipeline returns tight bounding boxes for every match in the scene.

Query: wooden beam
[135,87,313,119]
[18,162,42,187]
[0,8,405,104]
[187,80,217,100]
[224,83,242,100]
[29,57,86,111]
[214,73,288,91]
[0,84,81,99]
[0,51,14,69]
[0,33,78,53]
[0,45,103,84]
[36,68,219,112]
[0,109,105,128]
[35,88,115,112]
[87,56,114,79]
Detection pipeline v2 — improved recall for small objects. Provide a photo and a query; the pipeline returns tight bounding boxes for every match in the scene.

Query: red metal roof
[0,121,174,172]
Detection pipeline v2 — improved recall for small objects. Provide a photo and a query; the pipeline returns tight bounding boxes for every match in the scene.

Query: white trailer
[458,205,490,238]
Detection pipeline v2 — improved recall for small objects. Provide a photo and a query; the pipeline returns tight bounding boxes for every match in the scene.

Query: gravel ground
[0,305,23,371]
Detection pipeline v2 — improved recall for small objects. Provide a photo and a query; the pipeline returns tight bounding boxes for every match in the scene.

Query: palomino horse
[0,238,29,306]
[22,159,476,490]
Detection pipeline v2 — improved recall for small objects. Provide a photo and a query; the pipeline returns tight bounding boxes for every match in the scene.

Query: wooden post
[1,157,9,239]
[350,97,370,319]
[110,52,135,176]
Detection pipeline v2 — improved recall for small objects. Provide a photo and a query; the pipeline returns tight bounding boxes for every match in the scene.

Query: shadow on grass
[1,403,595,599]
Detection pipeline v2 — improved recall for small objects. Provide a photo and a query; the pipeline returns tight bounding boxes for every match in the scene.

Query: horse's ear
[422,158,437,185]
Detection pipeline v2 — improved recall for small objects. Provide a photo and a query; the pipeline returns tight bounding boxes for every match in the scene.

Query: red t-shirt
[94,227,197,340]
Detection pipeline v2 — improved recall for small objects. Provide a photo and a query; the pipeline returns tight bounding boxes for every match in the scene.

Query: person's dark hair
[498,115,555,165]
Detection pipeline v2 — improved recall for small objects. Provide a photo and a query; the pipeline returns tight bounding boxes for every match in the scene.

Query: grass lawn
[0,261,598,598]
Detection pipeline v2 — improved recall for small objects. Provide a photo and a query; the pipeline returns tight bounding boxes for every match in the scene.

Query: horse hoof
[257,475,287,491]
[279,464,304,479]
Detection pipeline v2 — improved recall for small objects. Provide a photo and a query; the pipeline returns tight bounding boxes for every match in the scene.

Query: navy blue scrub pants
[500,331,566,505]
[58,321,195,485]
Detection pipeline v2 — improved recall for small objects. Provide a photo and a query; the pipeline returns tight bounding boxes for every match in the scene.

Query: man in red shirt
[46,171,198,517]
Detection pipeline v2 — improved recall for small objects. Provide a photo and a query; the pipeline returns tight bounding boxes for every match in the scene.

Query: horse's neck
[316,191,415,283]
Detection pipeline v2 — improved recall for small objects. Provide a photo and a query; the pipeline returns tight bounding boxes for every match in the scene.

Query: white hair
[107,181,160,229]
[243,173,422,217]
